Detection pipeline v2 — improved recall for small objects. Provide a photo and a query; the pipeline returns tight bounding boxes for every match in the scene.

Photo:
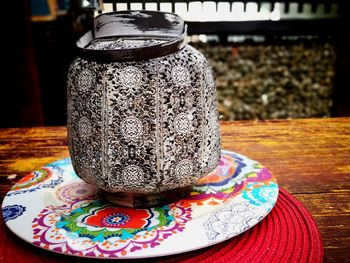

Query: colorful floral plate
[2,150,278,259]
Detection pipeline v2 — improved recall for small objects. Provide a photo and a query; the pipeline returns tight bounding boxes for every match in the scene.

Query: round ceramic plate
[2,150,278,259]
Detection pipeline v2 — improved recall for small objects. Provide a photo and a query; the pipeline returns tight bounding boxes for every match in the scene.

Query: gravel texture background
[193,41,335,120]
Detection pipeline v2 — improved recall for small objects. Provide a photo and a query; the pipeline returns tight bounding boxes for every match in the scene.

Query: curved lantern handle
[76,10,188,62]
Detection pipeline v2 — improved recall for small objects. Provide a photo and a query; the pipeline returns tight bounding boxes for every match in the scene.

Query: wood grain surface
[0,118,349,262]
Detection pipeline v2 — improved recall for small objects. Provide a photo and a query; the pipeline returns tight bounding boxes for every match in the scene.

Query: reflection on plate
[2,150,278,259]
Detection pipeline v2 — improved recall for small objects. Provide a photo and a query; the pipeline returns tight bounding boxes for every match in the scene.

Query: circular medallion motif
[122,165,144,185]
[175,159,193,178]
[119,66,142,89]
[84,206,151,228]
[104,212,130,227]
[31,199,189,258]
[78,117,92,139]
[121,117,143,140]
[174,113,192,134]
[172,66,190,86]
[78,69,95,92]
[56,182,98,203]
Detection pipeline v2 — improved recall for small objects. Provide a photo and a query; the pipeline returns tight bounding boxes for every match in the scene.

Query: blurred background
[2,0,349,127]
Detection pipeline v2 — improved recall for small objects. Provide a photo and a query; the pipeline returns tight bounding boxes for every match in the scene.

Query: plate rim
[2,150,279,259]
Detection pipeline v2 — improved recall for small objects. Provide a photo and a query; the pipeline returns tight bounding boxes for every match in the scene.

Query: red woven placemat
[155,188,323,263]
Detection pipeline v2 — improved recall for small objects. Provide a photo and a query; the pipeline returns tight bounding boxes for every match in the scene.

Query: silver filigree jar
[67,11,221,207]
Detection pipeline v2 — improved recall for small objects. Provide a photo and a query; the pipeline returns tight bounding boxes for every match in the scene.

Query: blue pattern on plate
[2,205,26,222]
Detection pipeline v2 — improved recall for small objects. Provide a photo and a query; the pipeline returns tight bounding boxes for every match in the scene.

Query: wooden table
[0,118,349,262]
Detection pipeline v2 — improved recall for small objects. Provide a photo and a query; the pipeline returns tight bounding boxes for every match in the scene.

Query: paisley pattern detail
[78,69,95,92]
[121,116,143,140]
[2,205,26,222]
[6,167,64,196]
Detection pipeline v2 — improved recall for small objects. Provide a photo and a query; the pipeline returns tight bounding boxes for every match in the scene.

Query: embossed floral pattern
[121,116,143,140]
[172,66,190,86]
[122,165,144,185]
[67,43,221,193]
[119,66,142,89]
[174,113,192,134]
[175,159,193,178]
[78,117,92,139]
[78,69,95,92]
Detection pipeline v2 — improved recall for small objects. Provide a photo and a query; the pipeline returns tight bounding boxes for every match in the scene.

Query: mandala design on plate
[172,66,190,86]
[179,154,246,206]
[56,182,98,203]
[78,117,92,139]
[122,165,144,186]
[203,152,278,243]
[78,69,95,92]
[32,198,192,258]
[2,205,26,222]
[119,66,142,89]
[6,167,64,196]
[174,113,192,134]
[204,200,261,243]
[4,151,278,259]
[120,117,143,140]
